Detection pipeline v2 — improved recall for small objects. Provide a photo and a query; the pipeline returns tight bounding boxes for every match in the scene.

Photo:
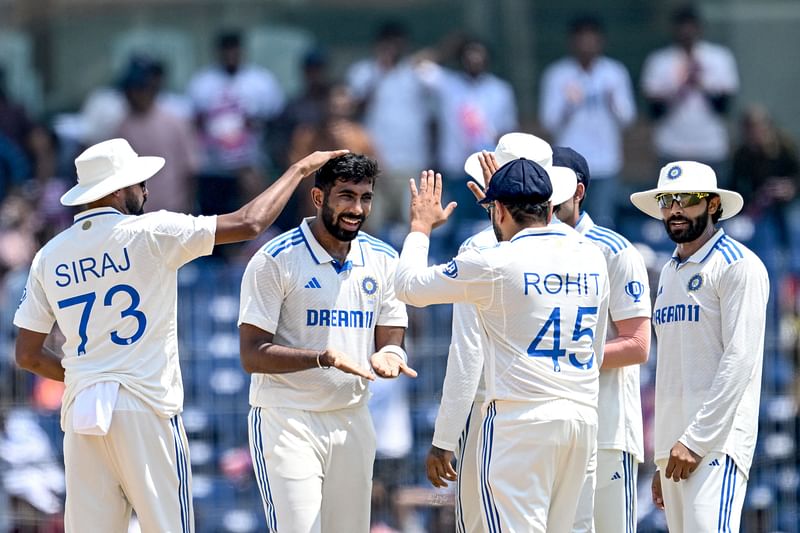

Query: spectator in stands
[418,35,518,232]
[273,48,332,168]
[187,30,285,215]
[289,83,376,218]
[25,125,72,241]
[348,22,434,229]
[117,56,200,214]
[0,67,33,154]
[540,15,636,228]
[0,132,30,203]
[641,5,739,179]
[731,104,799,263]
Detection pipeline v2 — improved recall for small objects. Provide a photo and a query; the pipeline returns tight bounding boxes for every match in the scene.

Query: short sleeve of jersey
[607,247,652,322]
[13,250,55,333]
[144,211,216,270]
[377,257,409,328]
[238,251,285,334]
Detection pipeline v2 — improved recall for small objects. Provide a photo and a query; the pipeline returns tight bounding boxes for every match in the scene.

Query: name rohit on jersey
[523,272,603,296]
[55,248,131,287]
[652,304,701,325]
[306,309,375,329]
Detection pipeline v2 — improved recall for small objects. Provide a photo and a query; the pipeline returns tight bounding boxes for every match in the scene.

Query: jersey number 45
[527,306,597,372]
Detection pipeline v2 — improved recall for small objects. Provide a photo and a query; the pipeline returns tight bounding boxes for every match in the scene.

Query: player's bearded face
[124,185,146,216]
[663,207,709,243]
[321,193,365,242]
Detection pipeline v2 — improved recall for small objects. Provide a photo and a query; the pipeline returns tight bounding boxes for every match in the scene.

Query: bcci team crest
[443,259,459,279]
[624,281,645,303]
[667,166,682,180]
[362,276,378,296]
[687,274,703,292]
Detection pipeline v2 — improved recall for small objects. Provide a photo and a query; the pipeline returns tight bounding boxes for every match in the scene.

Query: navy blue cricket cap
[553,146,590,190]
[479,158,553,205]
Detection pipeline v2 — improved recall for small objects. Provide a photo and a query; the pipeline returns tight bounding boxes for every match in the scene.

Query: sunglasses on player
[656,192,710,209]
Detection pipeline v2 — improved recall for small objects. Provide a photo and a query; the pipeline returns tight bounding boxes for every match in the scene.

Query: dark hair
[672,5,701,26]
[217,30,242,50]
[314,154,379,192]
[375,21,408,42]
[570,14,604,35]
[709,193,723,223]
[500,200,550,226]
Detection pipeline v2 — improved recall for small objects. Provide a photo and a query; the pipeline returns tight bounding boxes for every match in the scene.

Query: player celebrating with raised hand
[238,153,414,533]
[424,133,578,533]
[13,138,345,533]
[396,160,609,532]
[630,162,768,532]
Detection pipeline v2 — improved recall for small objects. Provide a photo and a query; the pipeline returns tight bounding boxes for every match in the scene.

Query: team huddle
[13,134,768,532]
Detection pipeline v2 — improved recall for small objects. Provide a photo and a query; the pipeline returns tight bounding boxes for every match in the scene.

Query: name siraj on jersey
[55,248,131,288]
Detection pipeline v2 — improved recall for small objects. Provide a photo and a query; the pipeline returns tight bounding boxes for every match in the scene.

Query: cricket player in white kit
[424,133,578,533]
[13,138,347,533]
[397,160,609,532]
[238,153,414,533]
[630,161,769,532]
[551,147,651,533]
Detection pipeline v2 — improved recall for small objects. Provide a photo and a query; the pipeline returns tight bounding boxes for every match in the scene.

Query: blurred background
[0,0,799,531]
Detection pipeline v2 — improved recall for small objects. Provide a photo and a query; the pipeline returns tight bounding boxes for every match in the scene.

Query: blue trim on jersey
[509,231,567,243]
[264,229,303,255]
[268,236,304,257]
[589,225,629,251]
[717,456,737,533]
[480,402,502,533]
[455,410,472,533]
[73,210,122,224]
[716,236,743,264]
[170,416,191,533]
[623,452,635,533]
[585,226,629,254]
[250,408,278,531]
[358,233,398,258]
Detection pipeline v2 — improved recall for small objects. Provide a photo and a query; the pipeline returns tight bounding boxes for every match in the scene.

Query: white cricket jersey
[576,213,651,462]
[397,226,609,411]
[652,229,768,476]
[238,218,408,412]
[13,207,217,429]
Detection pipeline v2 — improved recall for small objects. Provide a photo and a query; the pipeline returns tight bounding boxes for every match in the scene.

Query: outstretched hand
[320,348,374,381]
[409,170,457,235]
[370,351,418,379]
[293,150,351,178]
[467,150,500,202]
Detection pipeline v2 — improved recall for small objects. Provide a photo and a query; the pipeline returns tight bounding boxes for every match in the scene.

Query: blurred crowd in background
[1,3,800,532]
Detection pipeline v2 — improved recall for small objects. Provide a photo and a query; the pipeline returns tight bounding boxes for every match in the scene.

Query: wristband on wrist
[316,351,330,369]
[379,344,407,364]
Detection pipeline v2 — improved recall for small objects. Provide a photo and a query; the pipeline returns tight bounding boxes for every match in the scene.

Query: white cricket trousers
[248,404,376,533]
[479,399,597,533]
[454,401,483,533]
[579,450,638,533]
[658,453,747,532]
[63,388,193,533]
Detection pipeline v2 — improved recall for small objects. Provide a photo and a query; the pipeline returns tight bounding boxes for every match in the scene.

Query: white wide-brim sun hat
[630,161,743,221]
[60,138,165,207]
[463,132,577,205]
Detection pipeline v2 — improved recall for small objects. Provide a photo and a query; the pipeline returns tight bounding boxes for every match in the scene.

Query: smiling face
[316,179,374,242]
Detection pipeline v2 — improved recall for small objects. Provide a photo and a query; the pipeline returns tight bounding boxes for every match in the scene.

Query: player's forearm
[241,342,327,374]
[215,165,305,244]
[16,348,65,382]
[600,317,650,369]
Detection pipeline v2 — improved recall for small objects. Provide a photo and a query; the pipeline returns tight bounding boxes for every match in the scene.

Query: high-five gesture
[466,150,501,202]
[409,170,458,235]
